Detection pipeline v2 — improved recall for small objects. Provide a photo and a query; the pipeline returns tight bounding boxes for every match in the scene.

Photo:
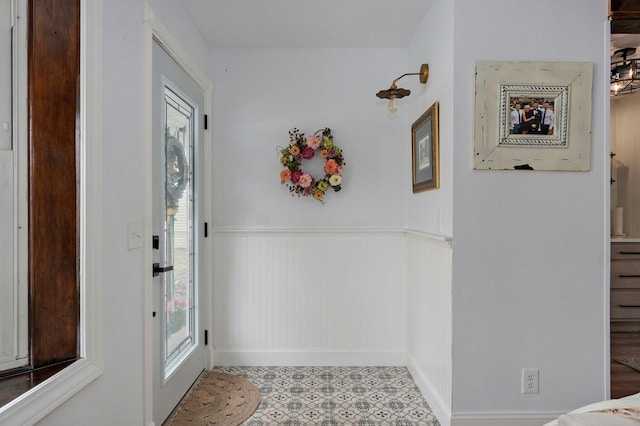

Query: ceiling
[178,2,639,63]
[178,0,434,48]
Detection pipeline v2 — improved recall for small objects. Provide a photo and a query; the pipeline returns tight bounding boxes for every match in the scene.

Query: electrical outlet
[522,368,539,394]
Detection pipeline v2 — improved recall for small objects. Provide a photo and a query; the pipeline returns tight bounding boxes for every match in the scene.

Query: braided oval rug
[164,371,260,425]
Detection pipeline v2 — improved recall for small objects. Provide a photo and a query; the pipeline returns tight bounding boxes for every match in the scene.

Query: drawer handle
[619,305,640,308]
[619,274,640,278]
[620,252,640,255]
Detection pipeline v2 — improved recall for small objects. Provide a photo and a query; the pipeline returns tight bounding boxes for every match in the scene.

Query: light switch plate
[127,221,143,250]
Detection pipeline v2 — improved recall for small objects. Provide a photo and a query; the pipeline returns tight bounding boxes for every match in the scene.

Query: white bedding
[545,393,640,426]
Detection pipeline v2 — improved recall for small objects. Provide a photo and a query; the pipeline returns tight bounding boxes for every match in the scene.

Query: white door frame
[603,18,612,400]
[142,3,213,424]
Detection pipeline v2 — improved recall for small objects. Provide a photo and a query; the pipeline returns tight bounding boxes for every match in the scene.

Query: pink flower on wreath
[303,186,314,196]
[280,169,291,184]
[324,159,339,175]
[306,135,321,150]
[335,166,343,176]
[298,173,313,188]
[290,170,303,183]
[301,147,315,160]
[327,148,337,158]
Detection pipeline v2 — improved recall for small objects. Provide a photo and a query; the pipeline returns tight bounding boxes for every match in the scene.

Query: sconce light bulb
[387,97,398,113]
[613,82,622,94]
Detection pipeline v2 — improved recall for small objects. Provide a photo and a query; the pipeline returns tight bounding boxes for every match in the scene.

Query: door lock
[153,263,174,277]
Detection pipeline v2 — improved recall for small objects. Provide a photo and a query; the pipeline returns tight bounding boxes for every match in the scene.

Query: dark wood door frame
[28,0,80,368]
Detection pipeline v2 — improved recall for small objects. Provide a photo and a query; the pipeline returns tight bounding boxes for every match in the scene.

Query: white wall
[405,2,455,423]
[210,47,408,229]
[38,1,212,424]
[208,47,413,366]
[451,0,608,418]
[407,0,454,237]
[144,0,210,77]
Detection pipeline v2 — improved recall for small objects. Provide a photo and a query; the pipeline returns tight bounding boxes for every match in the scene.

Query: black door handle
[153,263,174,277]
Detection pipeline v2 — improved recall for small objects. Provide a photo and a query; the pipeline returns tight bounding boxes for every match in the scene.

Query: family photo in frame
[509,98,555,136]
[498,83,568,148]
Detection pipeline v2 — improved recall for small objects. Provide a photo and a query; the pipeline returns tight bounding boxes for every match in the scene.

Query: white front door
[152,39,206,425]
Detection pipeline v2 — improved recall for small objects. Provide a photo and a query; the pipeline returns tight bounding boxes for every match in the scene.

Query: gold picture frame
[412,101,439,193]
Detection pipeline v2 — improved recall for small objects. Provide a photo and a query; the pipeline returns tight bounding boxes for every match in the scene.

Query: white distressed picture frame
[474,61,593,171]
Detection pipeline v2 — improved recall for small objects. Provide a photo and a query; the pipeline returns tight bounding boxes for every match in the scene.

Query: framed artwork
[474,61,593,171]
[412,101,439,193]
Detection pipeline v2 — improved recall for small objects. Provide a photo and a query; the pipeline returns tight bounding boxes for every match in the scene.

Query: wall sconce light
[376,64,429,112]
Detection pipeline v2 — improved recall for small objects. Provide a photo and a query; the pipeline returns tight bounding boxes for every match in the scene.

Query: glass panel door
[152,40,205,425]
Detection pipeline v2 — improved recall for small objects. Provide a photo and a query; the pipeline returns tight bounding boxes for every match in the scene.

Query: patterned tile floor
[213,366,440,426]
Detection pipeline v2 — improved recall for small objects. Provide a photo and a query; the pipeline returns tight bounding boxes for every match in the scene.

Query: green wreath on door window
[166,136,188,212]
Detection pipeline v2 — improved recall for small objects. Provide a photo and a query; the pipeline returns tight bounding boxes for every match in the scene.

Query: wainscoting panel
[211,230,408,366]
[406,231,453,425]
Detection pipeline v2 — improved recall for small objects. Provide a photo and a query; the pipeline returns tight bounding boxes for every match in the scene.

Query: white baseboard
[406,355,561,426]
[212,349,406,366]
[450,413,560,426]
[406,354,452,426]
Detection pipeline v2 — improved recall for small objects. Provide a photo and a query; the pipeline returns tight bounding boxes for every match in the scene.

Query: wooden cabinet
[611,243,640,320]
[611,242,640,398]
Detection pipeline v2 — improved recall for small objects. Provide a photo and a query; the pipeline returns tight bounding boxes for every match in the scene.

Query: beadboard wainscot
[211,229,408,367]
[406,230,453,426]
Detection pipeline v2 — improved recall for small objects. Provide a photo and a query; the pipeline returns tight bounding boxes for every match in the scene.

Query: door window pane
[163,87,195,376]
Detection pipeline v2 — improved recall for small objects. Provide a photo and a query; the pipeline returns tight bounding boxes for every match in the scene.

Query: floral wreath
[278,128,345,202]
